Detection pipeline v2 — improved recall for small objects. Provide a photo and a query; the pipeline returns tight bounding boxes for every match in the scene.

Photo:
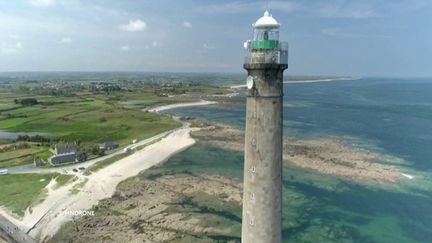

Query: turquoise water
[165,78,432,242]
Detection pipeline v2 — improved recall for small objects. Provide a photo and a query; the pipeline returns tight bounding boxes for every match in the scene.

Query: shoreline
[148,100,217,112]
[229,77,358,89]
[284,77,358,83]
[30,127,197,241]
[0,100,216,241]
[191,121,412,184]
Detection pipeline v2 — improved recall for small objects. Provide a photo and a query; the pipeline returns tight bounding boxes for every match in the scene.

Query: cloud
[29,0,55,7]
[59,37,72,43]
[194,0,432,19]
[269,1,298,13]
[120,45,130,51]
[321,28,390,38]
[9,34,20,39]
[321,28,362,37]
[203,44,216,50]
[196,1,297,14]
[183,21,192,28]
[119,19,147,32]
[0,41,23,54]
[144,41,160,49]
[316,2,375,19]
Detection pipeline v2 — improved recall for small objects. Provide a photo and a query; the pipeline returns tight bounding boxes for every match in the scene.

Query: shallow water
[0,130,50,139]
[171,78,432,171]
[160,142,432,242]
[165,78,432,242]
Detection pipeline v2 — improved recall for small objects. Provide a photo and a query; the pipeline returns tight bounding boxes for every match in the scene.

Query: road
[0,102,209,242]
[0,214,35,243]
[5,117,186,175]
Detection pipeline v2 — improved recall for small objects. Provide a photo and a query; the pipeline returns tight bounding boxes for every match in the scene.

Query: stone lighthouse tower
[242,10,288,242]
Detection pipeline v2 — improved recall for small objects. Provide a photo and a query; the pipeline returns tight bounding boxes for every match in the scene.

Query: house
[49,143,84,164]
[99,141,119,150]
[54,143,77,154]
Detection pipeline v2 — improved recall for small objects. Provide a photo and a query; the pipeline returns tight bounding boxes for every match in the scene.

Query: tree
[91,145,105,156]
[19,98,39,106]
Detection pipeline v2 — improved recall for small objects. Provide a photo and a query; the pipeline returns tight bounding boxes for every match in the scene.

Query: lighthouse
[242,10,288,242]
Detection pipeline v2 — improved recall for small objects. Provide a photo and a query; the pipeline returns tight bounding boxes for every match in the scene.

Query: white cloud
[203,44,216,50]
[29,0,55,7]
[9,34,20,39]
[269,1,298,13]
[183,21,192,28]
[120,45,130,51]
[196,1,297,14]
[119,19,147,32]
[321,28,390,38]
[0,42,23,54]
[195,1,376,19]
[144,41,160,49]
[316,2,375,19]
[59,37,72,43]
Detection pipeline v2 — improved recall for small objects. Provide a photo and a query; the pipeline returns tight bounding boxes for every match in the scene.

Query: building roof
[55,143,77,155]
[100,141,119,149]
[101,141,118,146]
[253,10,280,28]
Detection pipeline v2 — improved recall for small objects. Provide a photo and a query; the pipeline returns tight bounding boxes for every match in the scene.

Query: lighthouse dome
[253,10,280,28]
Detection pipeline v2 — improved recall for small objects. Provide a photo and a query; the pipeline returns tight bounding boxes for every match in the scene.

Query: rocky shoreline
[191,119,402,184]
[50,118,408,242]
[49,172,242,243]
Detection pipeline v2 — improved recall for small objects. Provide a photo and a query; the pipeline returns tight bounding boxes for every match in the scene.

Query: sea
[163,77,432,243]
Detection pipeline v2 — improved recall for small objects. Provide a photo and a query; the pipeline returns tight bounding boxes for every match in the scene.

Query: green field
[0,143,51,168]
[0,81,229,168]
[0,88,189,168]
[0,75,233,223]
[0,96,180,144]
[0,173,73,217]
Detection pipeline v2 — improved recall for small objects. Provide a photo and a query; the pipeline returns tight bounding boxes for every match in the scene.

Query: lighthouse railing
[245,42,288,65]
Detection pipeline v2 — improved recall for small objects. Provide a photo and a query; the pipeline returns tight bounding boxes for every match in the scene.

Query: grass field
[0,139,12,145]
[0,80,228,220]
[0,93,181,145]
[0,173,70,217]
[0,143,51,168]
[0,90,184,168]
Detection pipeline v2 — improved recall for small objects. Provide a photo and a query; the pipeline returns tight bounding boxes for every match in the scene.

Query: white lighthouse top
[253,10,280,28]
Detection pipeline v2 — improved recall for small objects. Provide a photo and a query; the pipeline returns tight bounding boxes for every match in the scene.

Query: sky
[0,0,431,77]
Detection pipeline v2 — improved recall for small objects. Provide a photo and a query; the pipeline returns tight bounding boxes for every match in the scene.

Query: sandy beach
[148,100,217,112]
[27,127,196,241]
[0,101,217,242]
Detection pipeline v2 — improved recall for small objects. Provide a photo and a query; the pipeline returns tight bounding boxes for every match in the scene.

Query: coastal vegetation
[0,142,51,168]
[0,77,231,169]
[69,178,89,195]
[83,151,133,176]
[50,115,423,242]
[0,173,71,217]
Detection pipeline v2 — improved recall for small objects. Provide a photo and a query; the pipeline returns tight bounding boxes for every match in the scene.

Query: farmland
[0,76,231,169]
